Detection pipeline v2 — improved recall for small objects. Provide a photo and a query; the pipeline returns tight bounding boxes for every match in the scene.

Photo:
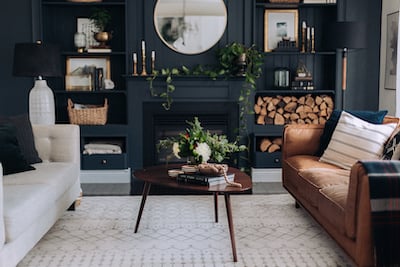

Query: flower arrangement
[158,117,246,164]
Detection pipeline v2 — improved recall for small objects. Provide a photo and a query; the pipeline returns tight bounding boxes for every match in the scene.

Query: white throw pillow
[319,111,397,170]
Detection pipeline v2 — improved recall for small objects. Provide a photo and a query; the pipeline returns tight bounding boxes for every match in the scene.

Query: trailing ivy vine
[147,42,264,115]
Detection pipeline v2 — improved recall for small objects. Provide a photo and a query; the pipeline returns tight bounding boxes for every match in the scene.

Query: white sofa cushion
[3,162,79,242]
[320,111,397,170]
[3,184,53,242]
[3,162,78,201]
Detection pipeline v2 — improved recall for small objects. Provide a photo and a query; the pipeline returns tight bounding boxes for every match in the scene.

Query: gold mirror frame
[154,0,227,55]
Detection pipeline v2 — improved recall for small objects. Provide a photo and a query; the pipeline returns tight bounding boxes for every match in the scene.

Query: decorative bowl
[168,169,184,178]
[198,163,228,176]
[181,165,198,174]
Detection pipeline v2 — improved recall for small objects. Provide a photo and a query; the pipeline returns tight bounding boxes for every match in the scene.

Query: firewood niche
[254,93,334,125]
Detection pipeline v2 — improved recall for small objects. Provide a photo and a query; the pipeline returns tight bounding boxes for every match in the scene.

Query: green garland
[147,42,264,113]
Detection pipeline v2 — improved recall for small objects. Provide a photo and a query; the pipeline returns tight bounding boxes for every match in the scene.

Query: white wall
[379,1,400,116]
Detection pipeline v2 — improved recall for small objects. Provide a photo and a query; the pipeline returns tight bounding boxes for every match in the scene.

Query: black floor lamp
[329,22,366,109]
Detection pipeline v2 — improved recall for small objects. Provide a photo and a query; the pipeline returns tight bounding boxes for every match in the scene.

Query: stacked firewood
[259,137,282,153]
[254,94,334,125]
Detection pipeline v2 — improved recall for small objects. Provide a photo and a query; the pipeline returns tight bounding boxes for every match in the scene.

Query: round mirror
[154,0,227,55]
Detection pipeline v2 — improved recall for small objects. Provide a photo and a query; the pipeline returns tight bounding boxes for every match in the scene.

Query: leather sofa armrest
[32,124,80,164]
[282,124,325,160]
[345,162,374,264]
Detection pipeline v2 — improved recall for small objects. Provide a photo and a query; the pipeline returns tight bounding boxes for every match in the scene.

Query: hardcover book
[177,173,235,186]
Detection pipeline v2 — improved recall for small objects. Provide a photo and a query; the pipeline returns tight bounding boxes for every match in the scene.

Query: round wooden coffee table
[133,164,252,262]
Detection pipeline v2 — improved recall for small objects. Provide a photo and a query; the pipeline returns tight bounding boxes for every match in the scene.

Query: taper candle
[141,40,145,57]
[132,52,138,76]
[151,50,155,61]
[133,52,137,63]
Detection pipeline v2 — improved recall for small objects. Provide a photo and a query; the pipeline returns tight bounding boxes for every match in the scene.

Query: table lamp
[328,22,366,109]
[13,41,61,125]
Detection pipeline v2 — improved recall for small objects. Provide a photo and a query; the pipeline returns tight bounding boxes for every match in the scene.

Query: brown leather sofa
[281,116,399,267]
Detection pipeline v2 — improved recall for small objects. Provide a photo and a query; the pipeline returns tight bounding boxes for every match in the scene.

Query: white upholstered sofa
[0,124,81,267]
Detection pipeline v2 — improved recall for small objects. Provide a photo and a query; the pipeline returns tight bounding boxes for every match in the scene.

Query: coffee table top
[134,164,252,193]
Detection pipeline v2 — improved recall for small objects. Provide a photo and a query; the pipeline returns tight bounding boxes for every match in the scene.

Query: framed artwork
[384,11,399,90]
[65,56,111,91]
[77,17,100,50]
[264,9,298,52]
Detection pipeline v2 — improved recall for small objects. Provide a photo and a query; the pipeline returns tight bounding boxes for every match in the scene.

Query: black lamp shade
[13,42,62,77]
[327,21,367,49]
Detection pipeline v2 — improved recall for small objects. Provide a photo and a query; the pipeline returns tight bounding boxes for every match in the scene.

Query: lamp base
[29,79,55,125]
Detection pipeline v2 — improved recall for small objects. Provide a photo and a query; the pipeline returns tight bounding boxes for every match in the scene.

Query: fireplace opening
[143,102,239,167]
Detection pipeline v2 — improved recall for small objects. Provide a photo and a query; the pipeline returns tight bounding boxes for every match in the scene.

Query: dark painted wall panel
[0,0,33,115]
[0,0,383,116]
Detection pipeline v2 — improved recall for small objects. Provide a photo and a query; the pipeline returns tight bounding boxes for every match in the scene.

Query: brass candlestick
[301,22,306,53]
[133,61,138,76]
[311,27,315,53]
[140,55,147,76]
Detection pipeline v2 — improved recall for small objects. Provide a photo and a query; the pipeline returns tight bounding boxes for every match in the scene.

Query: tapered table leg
[224,193,237,262]
[214,192,218,223]
[134,182,151,233]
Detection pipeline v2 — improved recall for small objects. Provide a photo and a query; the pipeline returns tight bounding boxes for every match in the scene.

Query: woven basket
[67,98,108,125]
[269,0,300,3]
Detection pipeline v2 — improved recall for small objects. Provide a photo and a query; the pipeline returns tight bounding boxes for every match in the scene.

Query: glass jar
[274,67,290,89]
[74,32,86,53]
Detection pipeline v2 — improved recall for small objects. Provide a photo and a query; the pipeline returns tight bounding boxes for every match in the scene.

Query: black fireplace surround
[127,78,248,194]
[143,101,239,167]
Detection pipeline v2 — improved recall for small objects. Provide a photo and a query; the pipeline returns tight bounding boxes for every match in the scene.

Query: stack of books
[291,76,315,90]
[87,47,112,53]
[303,0,336,3]
[177,173,235,186]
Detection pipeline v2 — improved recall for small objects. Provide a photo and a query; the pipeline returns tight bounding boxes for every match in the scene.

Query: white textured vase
[29,79,55,125]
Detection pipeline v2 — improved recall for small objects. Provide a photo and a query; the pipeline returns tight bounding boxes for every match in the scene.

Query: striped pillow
[319,111,397,170]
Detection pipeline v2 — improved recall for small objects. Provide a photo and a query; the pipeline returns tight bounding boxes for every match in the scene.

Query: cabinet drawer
[82,154,127,170]
[253,152,281,168]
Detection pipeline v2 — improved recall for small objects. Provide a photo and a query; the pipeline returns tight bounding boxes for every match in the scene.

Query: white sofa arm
[32,124,80,164]
[0,164,5,250]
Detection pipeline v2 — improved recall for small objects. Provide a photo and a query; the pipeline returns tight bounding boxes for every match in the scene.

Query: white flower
[194,142,211,163]
[172,142,181,159]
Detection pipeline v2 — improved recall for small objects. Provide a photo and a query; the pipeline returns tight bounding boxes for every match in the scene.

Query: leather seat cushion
[284,155,349,208]
[285,155,341,171]
[297,168,349,208]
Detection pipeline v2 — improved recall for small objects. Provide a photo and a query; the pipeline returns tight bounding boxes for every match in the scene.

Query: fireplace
[143,101,239,167]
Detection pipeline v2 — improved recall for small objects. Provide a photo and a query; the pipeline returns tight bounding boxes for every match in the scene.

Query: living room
[1,0,400,266]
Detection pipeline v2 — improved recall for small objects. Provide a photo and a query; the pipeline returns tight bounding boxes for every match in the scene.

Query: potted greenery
[157,117,247,164]
[90,8,112,47]
[216,42,264,130]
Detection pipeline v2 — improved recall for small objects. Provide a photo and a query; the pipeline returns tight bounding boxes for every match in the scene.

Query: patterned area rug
[18,194,355,267]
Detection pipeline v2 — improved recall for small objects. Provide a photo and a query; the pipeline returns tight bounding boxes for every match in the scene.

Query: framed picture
[384,11,399,90]
[264,9,298,52]
[65,56,111,91]
[65,74,93,91]
[77,17,100,50]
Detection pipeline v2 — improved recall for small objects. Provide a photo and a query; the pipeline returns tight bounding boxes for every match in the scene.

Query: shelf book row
[177,173,235,186]
[303,0,336,3]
